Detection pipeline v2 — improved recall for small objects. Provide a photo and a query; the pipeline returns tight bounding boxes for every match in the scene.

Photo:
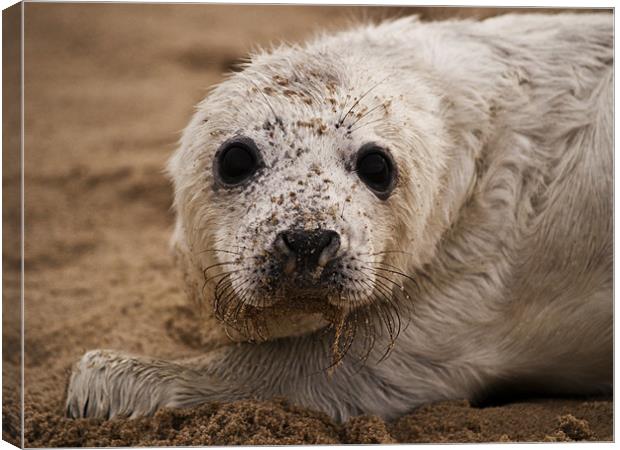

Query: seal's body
[67,13,612,421]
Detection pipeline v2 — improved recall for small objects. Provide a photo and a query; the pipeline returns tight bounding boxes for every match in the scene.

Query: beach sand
[3,4,611,446]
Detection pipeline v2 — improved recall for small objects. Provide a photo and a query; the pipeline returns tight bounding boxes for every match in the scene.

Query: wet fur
[66,13,612,422]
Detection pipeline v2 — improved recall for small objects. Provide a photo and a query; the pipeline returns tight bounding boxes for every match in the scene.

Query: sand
[2,4,612,446]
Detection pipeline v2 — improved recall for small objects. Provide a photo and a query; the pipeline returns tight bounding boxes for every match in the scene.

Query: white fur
[67,13,612,422]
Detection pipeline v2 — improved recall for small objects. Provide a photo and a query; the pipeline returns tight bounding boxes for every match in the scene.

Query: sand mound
[23,398,612,446]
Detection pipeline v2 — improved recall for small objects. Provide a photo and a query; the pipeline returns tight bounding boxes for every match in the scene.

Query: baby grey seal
[66,13,612,421]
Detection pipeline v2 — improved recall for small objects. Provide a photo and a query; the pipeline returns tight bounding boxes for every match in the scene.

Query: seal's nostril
[275,233,293,255]
[318,232,340,267]
[281,233,296,252]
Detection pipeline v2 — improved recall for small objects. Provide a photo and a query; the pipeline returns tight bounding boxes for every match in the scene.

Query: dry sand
[2,4,612,446]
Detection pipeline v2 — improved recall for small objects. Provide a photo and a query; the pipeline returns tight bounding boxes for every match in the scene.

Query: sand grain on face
[11,4,611,447]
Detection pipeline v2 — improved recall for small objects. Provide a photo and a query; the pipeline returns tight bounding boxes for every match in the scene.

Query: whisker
[199,248,264,260]
[199,249,243,256]
[358,268,412,309]
[348,117,387,133]
[358,279,396,334]
[231,291,252,330]
[363,274,409,327]
[359,264,419,288]
[356,278,402,362]
[336,93,352,127]
[218,277,252,309]
[203,269,237,295]
[358,249,416,258]
[202,261,241,275]
[351,310,378,366]
[235,283,263,309]
[203,268,248,288]
[213,275,250,318]
[360,266,406,290]
[240,74,281,123]
[339,75,390,127]
[213,272,244,301]
[355,258,405,271]
[345,101,387,129]
[216,276,253,314]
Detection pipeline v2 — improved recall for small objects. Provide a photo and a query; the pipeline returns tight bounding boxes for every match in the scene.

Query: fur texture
[66,13,612,422]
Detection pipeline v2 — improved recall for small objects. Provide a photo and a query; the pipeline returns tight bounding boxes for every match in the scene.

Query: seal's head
[168,24,465,358]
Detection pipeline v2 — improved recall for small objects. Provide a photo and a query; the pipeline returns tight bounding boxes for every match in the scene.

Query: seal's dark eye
[355,144,396,198]
[216,139,260,185]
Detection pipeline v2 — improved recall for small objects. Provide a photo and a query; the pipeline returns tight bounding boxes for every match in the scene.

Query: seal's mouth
[211,277,411,367]
[204,245,415,366]
[213,283,342,327]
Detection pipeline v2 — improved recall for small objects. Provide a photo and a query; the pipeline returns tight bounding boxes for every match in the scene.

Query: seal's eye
[216,138,260,185]
[355,144,396,198]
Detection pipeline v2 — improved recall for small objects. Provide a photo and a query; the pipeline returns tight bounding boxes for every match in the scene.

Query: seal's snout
[275,229,341,275]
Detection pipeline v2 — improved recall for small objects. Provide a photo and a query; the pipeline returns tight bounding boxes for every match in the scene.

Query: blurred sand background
[2,3,612,445]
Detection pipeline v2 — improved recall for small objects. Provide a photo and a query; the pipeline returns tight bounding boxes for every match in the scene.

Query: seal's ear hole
[355,143,397,199]
[215,137,261,186]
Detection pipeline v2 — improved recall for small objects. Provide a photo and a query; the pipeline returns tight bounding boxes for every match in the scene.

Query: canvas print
[2,3,613,446]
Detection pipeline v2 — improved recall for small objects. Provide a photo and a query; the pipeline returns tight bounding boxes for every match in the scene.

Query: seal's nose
[275,229,341,272]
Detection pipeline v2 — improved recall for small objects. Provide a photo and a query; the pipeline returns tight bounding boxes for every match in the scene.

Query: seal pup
[66,13,612,421]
